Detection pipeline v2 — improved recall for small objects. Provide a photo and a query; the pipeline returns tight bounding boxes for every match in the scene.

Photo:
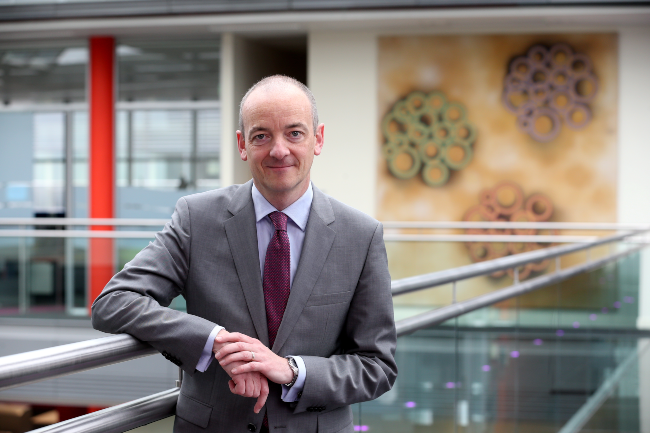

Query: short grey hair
[238,75,319,136]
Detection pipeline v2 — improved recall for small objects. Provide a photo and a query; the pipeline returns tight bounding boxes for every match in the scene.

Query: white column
[617,28,650,433]
[617,28,650,330]
[219,32,236,188]
[307,31,378,218]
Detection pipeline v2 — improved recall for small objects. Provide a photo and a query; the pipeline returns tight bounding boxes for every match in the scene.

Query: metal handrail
[0,229,606,242]
[7,241,645,432]
[0,230,158,239]
[395,243,646,336]
[0,230,644,392]
[0,241,642,432]
[383,233,598,243]
[391,230,646,296]
[0,218,168,226]
[383,221,650,231]
[0,334,156,391]
[1,218,648,231]
[30,388,179,433]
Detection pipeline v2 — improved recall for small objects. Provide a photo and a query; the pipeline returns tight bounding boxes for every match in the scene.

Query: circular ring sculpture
[462,182,555,281]
[502,42,598,142]
[388,146,422,180]
[381,90,477,187]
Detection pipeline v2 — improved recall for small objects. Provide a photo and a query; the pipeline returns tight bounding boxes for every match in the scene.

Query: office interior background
[0,1,649,432]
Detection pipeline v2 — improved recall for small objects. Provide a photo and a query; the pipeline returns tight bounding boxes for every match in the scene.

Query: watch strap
[284,356,299,387]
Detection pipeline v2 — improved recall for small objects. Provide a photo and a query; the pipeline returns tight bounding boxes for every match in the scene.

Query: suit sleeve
[295,222,398,412]
[91,197,217,375]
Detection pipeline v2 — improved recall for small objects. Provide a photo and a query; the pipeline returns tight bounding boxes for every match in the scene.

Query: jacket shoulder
[177,184,246,221]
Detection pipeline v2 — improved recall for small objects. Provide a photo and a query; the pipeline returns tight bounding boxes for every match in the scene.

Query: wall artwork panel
[377,34,618,309]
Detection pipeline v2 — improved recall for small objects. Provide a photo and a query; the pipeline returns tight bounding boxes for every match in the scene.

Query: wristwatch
[284,356,299,387]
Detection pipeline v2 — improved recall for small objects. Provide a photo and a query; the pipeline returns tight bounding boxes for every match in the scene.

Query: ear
[236,130,247,161]
[314,123,324,156]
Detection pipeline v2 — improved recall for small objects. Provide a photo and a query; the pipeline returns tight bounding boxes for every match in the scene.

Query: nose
[269,137,290,160]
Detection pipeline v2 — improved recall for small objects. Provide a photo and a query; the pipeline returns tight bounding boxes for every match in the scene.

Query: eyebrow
[247,126,269,138]
[286,122,309,130]
[247,122,309,138]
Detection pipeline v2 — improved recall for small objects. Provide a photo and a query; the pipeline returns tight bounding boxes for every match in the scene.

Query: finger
[254,373,261,399]
[245,375,256,398]
[215,342,255,360]
[228,380,236,393]
[234,377,246,395]
[254,379,269,413]
[219,351,256,367]
[216,332,258,345]
[231,362,262,375]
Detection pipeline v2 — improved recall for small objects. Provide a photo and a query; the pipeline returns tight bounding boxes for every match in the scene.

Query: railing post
[452,281,456,304]
[176,367,183,388]
[18,227,28,314]
[513,267,519,285]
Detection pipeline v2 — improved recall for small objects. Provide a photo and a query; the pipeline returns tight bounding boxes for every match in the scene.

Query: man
[92,75,397,433]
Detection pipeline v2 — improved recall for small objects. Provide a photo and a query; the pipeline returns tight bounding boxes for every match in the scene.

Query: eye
[254,134,266,140]
[290,131,302,137]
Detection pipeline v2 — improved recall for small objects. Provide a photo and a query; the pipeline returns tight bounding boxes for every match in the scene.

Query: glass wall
[115,39,221,219]
[0,38,221,316]
[354,251,645,433]
[115,108,220,191]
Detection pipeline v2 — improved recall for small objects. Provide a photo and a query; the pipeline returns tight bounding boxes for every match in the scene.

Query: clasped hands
[212,330,294,413]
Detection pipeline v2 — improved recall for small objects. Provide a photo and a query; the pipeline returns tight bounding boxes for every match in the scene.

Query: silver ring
[250,351,255,360]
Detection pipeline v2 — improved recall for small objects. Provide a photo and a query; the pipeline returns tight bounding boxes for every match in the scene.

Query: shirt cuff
[196,325,223,373]
[281,356,306,402]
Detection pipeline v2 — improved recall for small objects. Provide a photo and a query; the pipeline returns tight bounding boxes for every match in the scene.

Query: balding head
[239,75,319,134]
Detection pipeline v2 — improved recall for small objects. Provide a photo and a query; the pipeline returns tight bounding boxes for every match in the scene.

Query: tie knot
[268,211,288,231]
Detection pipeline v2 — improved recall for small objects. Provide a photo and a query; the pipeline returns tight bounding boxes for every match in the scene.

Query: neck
[255,178,310,211]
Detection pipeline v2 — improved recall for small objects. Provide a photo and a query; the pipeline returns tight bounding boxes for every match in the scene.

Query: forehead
[243,84,311,128]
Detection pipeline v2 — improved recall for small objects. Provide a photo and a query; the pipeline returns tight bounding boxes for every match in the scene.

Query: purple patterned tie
[262,211,290,431]
[263,211,291,347]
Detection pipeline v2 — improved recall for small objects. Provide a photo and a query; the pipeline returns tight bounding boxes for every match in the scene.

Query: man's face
[237,85,324,205]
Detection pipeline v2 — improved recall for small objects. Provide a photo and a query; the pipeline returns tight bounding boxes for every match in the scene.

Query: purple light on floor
[556,329,565,337]
[482,365,491,372]
[510,351,520,358]
[602,307,609,314]
[614,301,621,309]
[573,321,580,329]
[405,401,417,408]
[589,314,597,321]
[446,382,455,389]
[624,296,635,303]
[354,426,369,432]
[533,338,543,346]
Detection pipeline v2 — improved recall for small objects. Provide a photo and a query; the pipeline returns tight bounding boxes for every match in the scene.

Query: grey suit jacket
[91,180,397,433]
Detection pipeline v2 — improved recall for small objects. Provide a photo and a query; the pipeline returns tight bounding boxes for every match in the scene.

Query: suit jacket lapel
[223,180,269,347]
[273,185,336,353]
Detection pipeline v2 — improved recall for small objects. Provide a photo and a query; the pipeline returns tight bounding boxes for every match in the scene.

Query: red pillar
[88,36,115,311]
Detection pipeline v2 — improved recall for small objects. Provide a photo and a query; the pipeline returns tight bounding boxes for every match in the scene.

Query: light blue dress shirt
[195,182,313,402]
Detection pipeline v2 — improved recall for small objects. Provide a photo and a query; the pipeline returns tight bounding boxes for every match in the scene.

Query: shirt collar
[251,182,313,232]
